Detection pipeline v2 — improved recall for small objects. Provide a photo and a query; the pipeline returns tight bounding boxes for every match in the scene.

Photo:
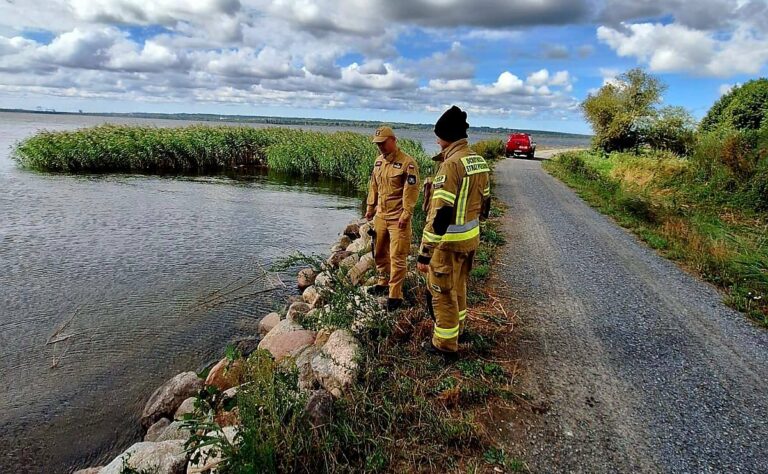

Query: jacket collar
[383,147,400,162]
[434,138,469,162]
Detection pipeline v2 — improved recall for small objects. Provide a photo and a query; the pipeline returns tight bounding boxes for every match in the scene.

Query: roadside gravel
[495,153,768,473]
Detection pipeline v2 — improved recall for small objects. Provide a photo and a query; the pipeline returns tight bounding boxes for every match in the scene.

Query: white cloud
[428,79,475,91]
[597,22,768,77]
[340,63,416,90]
[527,69,549,86]
[106,40,182,72]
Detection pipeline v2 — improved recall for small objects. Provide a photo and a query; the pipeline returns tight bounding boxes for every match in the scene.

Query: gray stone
[315,272,332,288]
[311,330,360,397]
[305,389,335,428]
[286,301,311,324]
[297,268,317,290]
[258,319,303,352]
[348,253,375,285]
[187,426,238,474]
[340,253,359,270]
[258,312,280,336]
[73,467,103,474]
[342,223,360,240]
[327,250,353,268]
[174,397,197,420]
[141,372,203,428]
[101,440,187,474]
[302,285,322,308]
[231,336,260,357]
[144,417,171,442]
[155,421,192,442]
[260,330,317,362]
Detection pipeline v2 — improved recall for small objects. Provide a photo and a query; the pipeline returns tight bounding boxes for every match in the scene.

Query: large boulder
[101,440,187,474]
[230,336,261,357]
[286,301,311,324]
[204,358,244,392]
[258,319,302,351]
[292,345,320,391]
[359,222,372,238]
[314,272,332,289]
[215,406,241,427]
[258,312,280,336]
[342,223,360,240]
[345,238,368,255]
[141,372,203,428]
[339,253,359,270]
[297,268,317,290]
[260,330,317,362]
[174,397,197,420]
[155,421,192,442]
[327,250,353,268]
[348,254,375,285]
[187,426,238,474]
[337,235,352,250]
[302,285,322,308]
[310,330,360,397]
[145,418,171,442]
[305,389,334,429]
[74,468,103,474]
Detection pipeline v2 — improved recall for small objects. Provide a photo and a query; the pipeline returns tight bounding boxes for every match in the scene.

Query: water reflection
[0,113,361,473]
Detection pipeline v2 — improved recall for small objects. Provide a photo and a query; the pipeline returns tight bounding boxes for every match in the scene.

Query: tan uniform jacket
[366,148,420,221]
[419,139,491,260]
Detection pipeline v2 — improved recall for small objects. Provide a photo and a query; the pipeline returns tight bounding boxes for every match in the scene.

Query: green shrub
[700,78,768,133]
[472,139,504,162]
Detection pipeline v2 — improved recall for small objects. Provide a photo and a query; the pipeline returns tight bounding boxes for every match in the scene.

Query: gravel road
[495,153,768,473]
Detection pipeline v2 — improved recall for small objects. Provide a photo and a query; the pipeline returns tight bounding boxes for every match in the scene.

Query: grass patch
[545,150,768,326]
[181,148,522,472]
[12,125,435,191]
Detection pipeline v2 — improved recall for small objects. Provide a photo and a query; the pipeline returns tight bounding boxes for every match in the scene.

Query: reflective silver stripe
[445,218,479,234]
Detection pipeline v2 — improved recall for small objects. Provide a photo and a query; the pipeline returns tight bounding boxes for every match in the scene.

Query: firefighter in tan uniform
[365,126,420,311]
[417,106,491,355]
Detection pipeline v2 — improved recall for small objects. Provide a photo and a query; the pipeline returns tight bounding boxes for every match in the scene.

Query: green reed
[13,125,434,190]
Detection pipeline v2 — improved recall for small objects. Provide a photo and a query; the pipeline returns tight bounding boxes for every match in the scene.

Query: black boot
[386,298,403,312]
[421,341,458,361]
[367,284,389,296]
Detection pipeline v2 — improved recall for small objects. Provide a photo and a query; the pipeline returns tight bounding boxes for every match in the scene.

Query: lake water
[0,112,362,472]
[0,111,589,473]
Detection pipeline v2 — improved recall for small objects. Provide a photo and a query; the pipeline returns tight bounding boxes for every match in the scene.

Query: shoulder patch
[433,175,446,184]
[393,162,403,169]
[407,175,417,185]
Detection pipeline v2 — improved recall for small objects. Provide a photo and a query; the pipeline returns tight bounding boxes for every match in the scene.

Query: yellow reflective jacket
[366,148,420,221]
[418,139,491,261]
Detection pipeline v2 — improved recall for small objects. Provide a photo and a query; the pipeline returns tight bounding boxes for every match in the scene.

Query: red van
[505,133,536,159]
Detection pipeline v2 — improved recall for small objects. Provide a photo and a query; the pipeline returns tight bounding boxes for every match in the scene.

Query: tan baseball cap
[371,125,395,143]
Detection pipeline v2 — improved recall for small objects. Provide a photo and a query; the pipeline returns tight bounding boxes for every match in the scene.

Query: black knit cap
[434,105,469,142]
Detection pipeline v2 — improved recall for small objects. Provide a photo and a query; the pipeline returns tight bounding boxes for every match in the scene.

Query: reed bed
[13,125,434,190]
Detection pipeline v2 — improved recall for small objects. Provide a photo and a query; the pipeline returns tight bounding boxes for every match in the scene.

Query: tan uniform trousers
[428,247,474,352]
[373,214,412,299]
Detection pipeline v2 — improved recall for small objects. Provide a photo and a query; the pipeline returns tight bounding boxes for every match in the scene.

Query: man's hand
[398,217,408,229]
[417,262,429,273]
[365,210,374,220]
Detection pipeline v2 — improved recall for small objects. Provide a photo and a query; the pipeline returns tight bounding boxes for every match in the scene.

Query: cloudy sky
[0,0,766,134]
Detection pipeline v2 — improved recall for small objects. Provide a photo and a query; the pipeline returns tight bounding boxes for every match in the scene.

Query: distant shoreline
[0,108,592,140]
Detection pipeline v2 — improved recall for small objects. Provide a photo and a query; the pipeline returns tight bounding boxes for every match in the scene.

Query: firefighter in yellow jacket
[365,126,420,311]
[417,106,491,356]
